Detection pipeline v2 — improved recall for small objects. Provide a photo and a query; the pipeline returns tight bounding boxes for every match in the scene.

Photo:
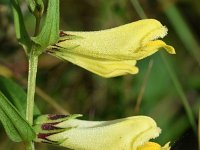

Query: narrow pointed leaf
[0,91,36,142]
[10,0,31,53]
[0,108,22,142]
[32,0,59,52]
[26,0,44,18]
[27,0,36,13]
[0,76,40,117]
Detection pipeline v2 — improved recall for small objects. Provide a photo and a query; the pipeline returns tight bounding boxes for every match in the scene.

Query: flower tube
[47,19,175,78]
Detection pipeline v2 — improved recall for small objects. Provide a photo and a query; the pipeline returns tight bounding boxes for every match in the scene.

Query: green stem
[25,1,41,149]
[25,53,38,150]
[26,53,38,125]
[25,142,35,150]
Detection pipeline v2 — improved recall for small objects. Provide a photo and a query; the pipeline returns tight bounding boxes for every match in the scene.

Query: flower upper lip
[141,25,168,47]
[131,126,161,150]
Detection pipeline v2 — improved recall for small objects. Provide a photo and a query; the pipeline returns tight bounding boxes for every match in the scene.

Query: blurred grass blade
[35,87,69,114]
[10,0,31,53]
[0,91,36,142]
[0,64,66,114]
[134,60,153,114]
[0,65,13,78]
[0,76,40,117]
[0,0,10,4]
[131,0,197,132]
[161,114,189,143]
[130,0,147,19]
[158,0,200,67]
[198,107,200,150]
[161,53,197,132]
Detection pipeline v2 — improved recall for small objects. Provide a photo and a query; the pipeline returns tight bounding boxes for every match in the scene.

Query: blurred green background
[0,0,200,150]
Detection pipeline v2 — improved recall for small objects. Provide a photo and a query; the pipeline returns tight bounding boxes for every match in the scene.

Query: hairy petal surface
[48,19,175,77]
[34,115,170,150]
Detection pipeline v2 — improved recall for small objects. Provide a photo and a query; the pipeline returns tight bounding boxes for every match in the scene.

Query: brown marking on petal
[48,114,69,120]
[37,133,55,140]
[58,39,67,43]
[42,122,63,130]
[54,45,63,48]
[59,31,75,37]
[49,44,63,49]
[59,31,72,37]
[39,132,64,145]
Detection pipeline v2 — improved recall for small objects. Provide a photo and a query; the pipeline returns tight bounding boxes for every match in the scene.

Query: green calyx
[10,0,60,56]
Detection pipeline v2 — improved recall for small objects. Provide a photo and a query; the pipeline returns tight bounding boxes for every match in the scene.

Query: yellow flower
[137,142,170,150]
[47,19,175,78]
[34,114,170,150]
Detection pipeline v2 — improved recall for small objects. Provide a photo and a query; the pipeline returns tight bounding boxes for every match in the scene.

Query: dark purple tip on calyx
[48,114,69,120]
[59,31,67,37]
[42,122,61,130]
[38,133,55,140]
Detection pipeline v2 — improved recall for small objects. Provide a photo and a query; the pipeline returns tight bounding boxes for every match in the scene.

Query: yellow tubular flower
[47,19,175,78]
[33,114,170,150]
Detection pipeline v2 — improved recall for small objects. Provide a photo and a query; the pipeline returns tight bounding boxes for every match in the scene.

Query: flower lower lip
[132,127,161,150]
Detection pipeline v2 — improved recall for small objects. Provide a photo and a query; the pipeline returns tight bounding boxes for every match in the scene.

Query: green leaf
[26,0,44,15]
[0,91,36,142]
[27,0,36,13]
[10,0,32,53]
[0,108,22,142]
[32,0,59,52]
[0,76,40,117]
